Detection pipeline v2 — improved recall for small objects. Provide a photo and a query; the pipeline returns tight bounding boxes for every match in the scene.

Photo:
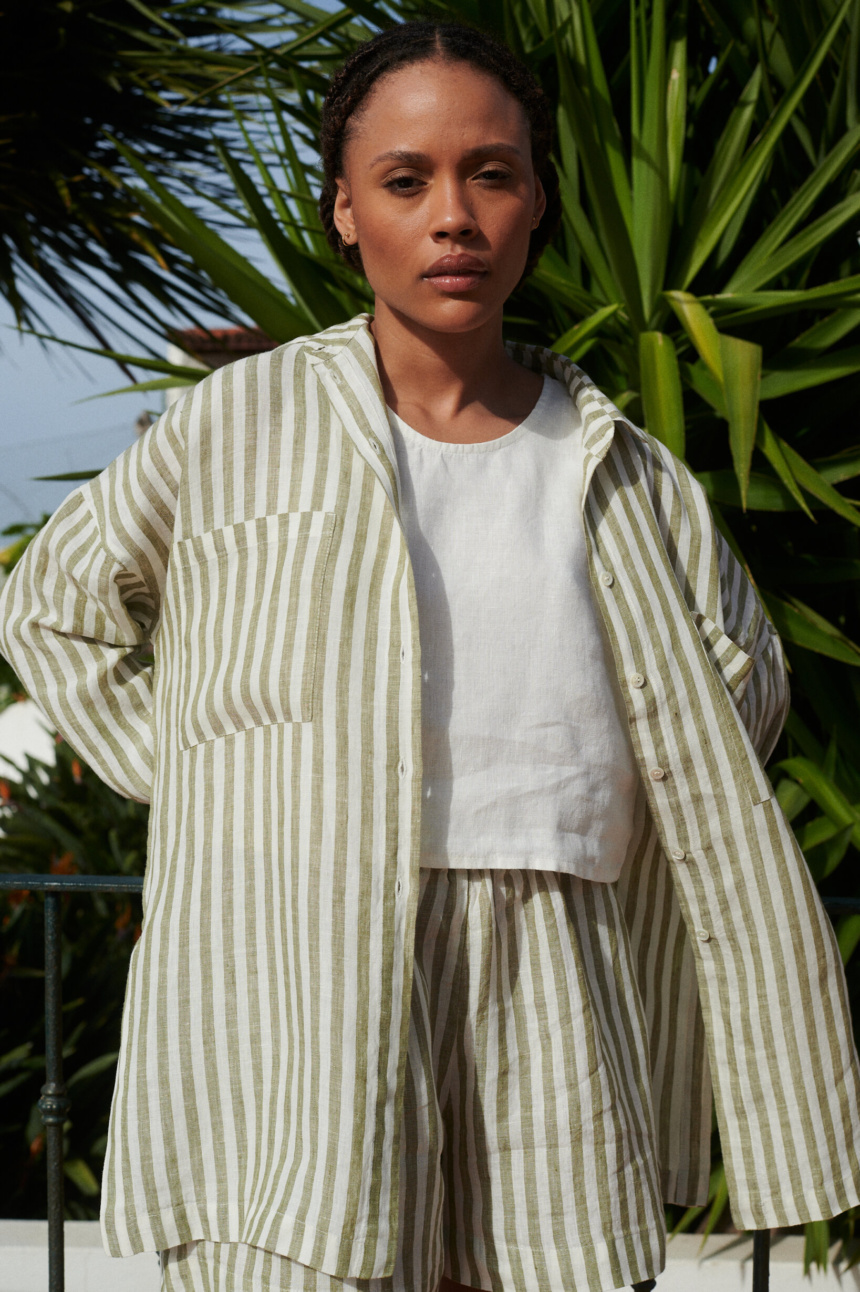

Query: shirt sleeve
[0,398,186,803]
[715,525,790,767]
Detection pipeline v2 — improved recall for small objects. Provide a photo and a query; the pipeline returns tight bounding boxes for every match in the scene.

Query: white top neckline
[385,375,552,455]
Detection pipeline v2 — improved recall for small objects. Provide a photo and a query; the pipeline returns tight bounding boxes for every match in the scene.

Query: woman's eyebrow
[369,143,523,167]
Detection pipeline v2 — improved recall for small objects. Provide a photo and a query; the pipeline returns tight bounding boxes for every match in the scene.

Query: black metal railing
[1,874,144,1292]
[1,873,859,1292]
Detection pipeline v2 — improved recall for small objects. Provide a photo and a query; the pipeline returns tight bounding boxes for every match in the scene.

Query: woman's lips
[423,270,488,292]
[422,255,489,292]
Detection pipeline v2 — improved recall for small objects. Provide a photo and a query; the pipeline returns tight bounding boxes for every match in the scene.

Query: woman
[1,19,859,1292]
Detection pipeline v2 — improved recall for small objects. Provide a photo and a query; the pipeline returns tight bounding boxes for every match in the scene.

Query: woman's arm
[0,400,186,803]
[715,525,790,767]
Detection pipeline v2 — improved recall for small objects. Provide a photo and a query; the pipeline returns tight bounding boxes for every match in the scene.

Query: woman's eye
[384,175,422,193]
[476,168,511,182]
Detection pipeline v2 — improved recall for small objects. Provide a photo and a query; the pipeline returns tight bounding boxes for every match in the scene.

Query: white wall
[2,1224,859,1292]
[0,700,56,775]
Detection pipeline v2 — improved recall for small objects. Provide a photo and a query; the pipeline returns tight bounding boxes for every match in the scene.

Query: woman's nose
[430,181,476,240]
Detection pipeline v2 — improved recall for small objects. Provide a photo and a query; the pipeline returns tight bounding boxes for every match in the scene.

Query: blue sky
[1,3,347,541]
[0,262,248,539]
[0,295,174,536]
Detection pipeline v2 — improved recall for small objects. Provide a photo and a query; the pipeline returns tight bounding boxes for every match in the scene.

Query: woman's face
[333,58,546,335]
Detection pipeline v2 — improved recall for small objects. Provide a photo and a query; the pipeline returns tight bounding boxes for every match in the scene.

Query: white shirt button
[629,672,646,689]
[600,572,614,587]
[649,767,666,781]
[671,848,687,861]
[369,438,381,453]
[696,928,711,942]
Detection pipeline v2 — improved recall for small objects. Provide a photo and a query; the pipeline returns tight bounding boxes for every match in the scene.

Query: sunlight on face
[333,58,546,336]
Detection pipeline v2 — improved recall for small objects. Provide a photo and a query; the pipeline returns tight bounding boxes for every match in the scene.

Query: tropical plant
[0,0,371,350]
[0,738,149,1218]
[4,0,860,1268]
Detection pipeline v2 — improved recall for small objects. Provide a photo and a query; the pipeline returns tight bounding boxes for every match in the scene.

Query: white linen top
[387,372,639,879]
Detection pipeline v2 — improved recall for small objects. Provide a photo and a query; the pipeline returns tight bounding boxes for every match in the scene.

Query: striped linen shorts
[160,868,666,1292]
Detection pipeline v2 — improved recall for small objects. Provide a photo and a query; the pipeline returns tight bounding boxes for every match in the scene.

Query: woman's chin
[376,293,505,335]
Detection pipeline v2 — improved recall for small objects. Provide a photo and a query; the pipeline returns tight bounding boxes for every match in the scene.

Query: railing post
[752,1228,771,1292]
[39,890,71,1292]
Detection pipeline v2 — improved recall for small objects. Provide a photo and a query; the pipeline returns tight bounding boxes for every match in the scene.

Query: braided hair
[318,21,561,283]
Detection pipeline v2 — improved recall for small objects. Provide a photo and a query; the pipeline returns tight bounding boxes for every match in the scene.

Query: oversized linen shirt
[0,313,859,1276]
[386,374,639,875]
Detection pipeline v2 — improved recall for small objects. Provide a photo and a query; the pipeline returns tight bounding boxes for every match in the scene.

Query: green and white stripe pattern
[0,313,858,1277]
[160,868,666,1292]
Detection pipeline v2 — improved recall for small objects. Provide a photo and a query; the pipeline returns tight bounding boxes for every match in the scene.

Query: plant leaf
[696,470,804,511]
[726,124,860,292]
[777,437,860,528]
[639,330,686,457]
[664,291,723,381]
[760,346,860,398]
[720,333,761,510]
[763,596,860,666]
[837,915,860,964]
[676,0,853,288]
[64,1158,100,1196]
[755,417,814,518]
[552,304,620,361]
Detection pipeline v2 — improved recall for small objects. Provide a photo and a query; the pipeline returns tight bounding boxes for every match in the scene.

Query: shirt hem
[101,1202,391,1279]
[418,854,625,881]
[446,1220,667,1292]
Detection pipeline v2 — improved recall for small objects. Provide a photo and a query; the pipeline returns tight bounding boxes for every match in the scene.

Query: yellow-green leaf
[696,470,803,511]
[837,915,860,965]
[664,291,723,381]
[778,437,860,529]
[755,417,814,518]
[638,330,685,457]
[552,304,620,362]
[720,333,761,510]
[64,1158,100,1196]
[763,595,860,666]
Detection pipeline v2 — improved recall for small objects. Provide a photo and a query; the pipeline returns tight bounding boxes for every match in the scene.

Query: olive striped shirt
[0,313,858,1275]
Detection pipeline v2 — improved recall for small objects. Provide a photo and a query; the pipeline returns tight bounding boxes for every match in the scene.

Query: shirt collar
[303,312,645,499]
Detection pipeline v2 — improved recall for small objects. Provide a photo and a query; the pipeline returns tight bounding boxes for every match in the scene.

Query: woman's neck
[370,300,543,444]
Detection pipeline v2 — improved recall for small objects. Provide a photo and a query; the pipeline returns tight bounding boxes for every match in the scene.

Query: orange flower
[29,1134,44,1159]
[71,759,82,783]
[0,781,10,803]
[50,852,77,875]
[115,902,132,932]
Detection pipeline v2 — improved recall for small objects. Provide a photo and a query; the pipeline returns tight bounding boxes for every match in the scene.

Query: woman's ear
[533,175,547,228]
[333,179,357,246]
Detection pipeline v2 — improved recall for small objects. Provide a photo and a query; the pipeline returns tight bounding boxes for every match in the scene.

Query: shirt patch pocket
[171,510,336,750]
[692,613,756,705]
[692,611,774,804]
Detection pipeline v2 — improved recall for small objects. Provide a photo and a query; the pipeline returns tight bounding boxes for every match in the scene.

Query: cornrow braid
[318,20,561,283]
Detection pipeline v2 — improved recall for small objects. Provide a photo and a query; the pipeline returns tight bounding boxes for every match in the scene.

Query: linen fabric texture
[0,314,859,1276]
[159,868,666,1292]
[386,375,639,876]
